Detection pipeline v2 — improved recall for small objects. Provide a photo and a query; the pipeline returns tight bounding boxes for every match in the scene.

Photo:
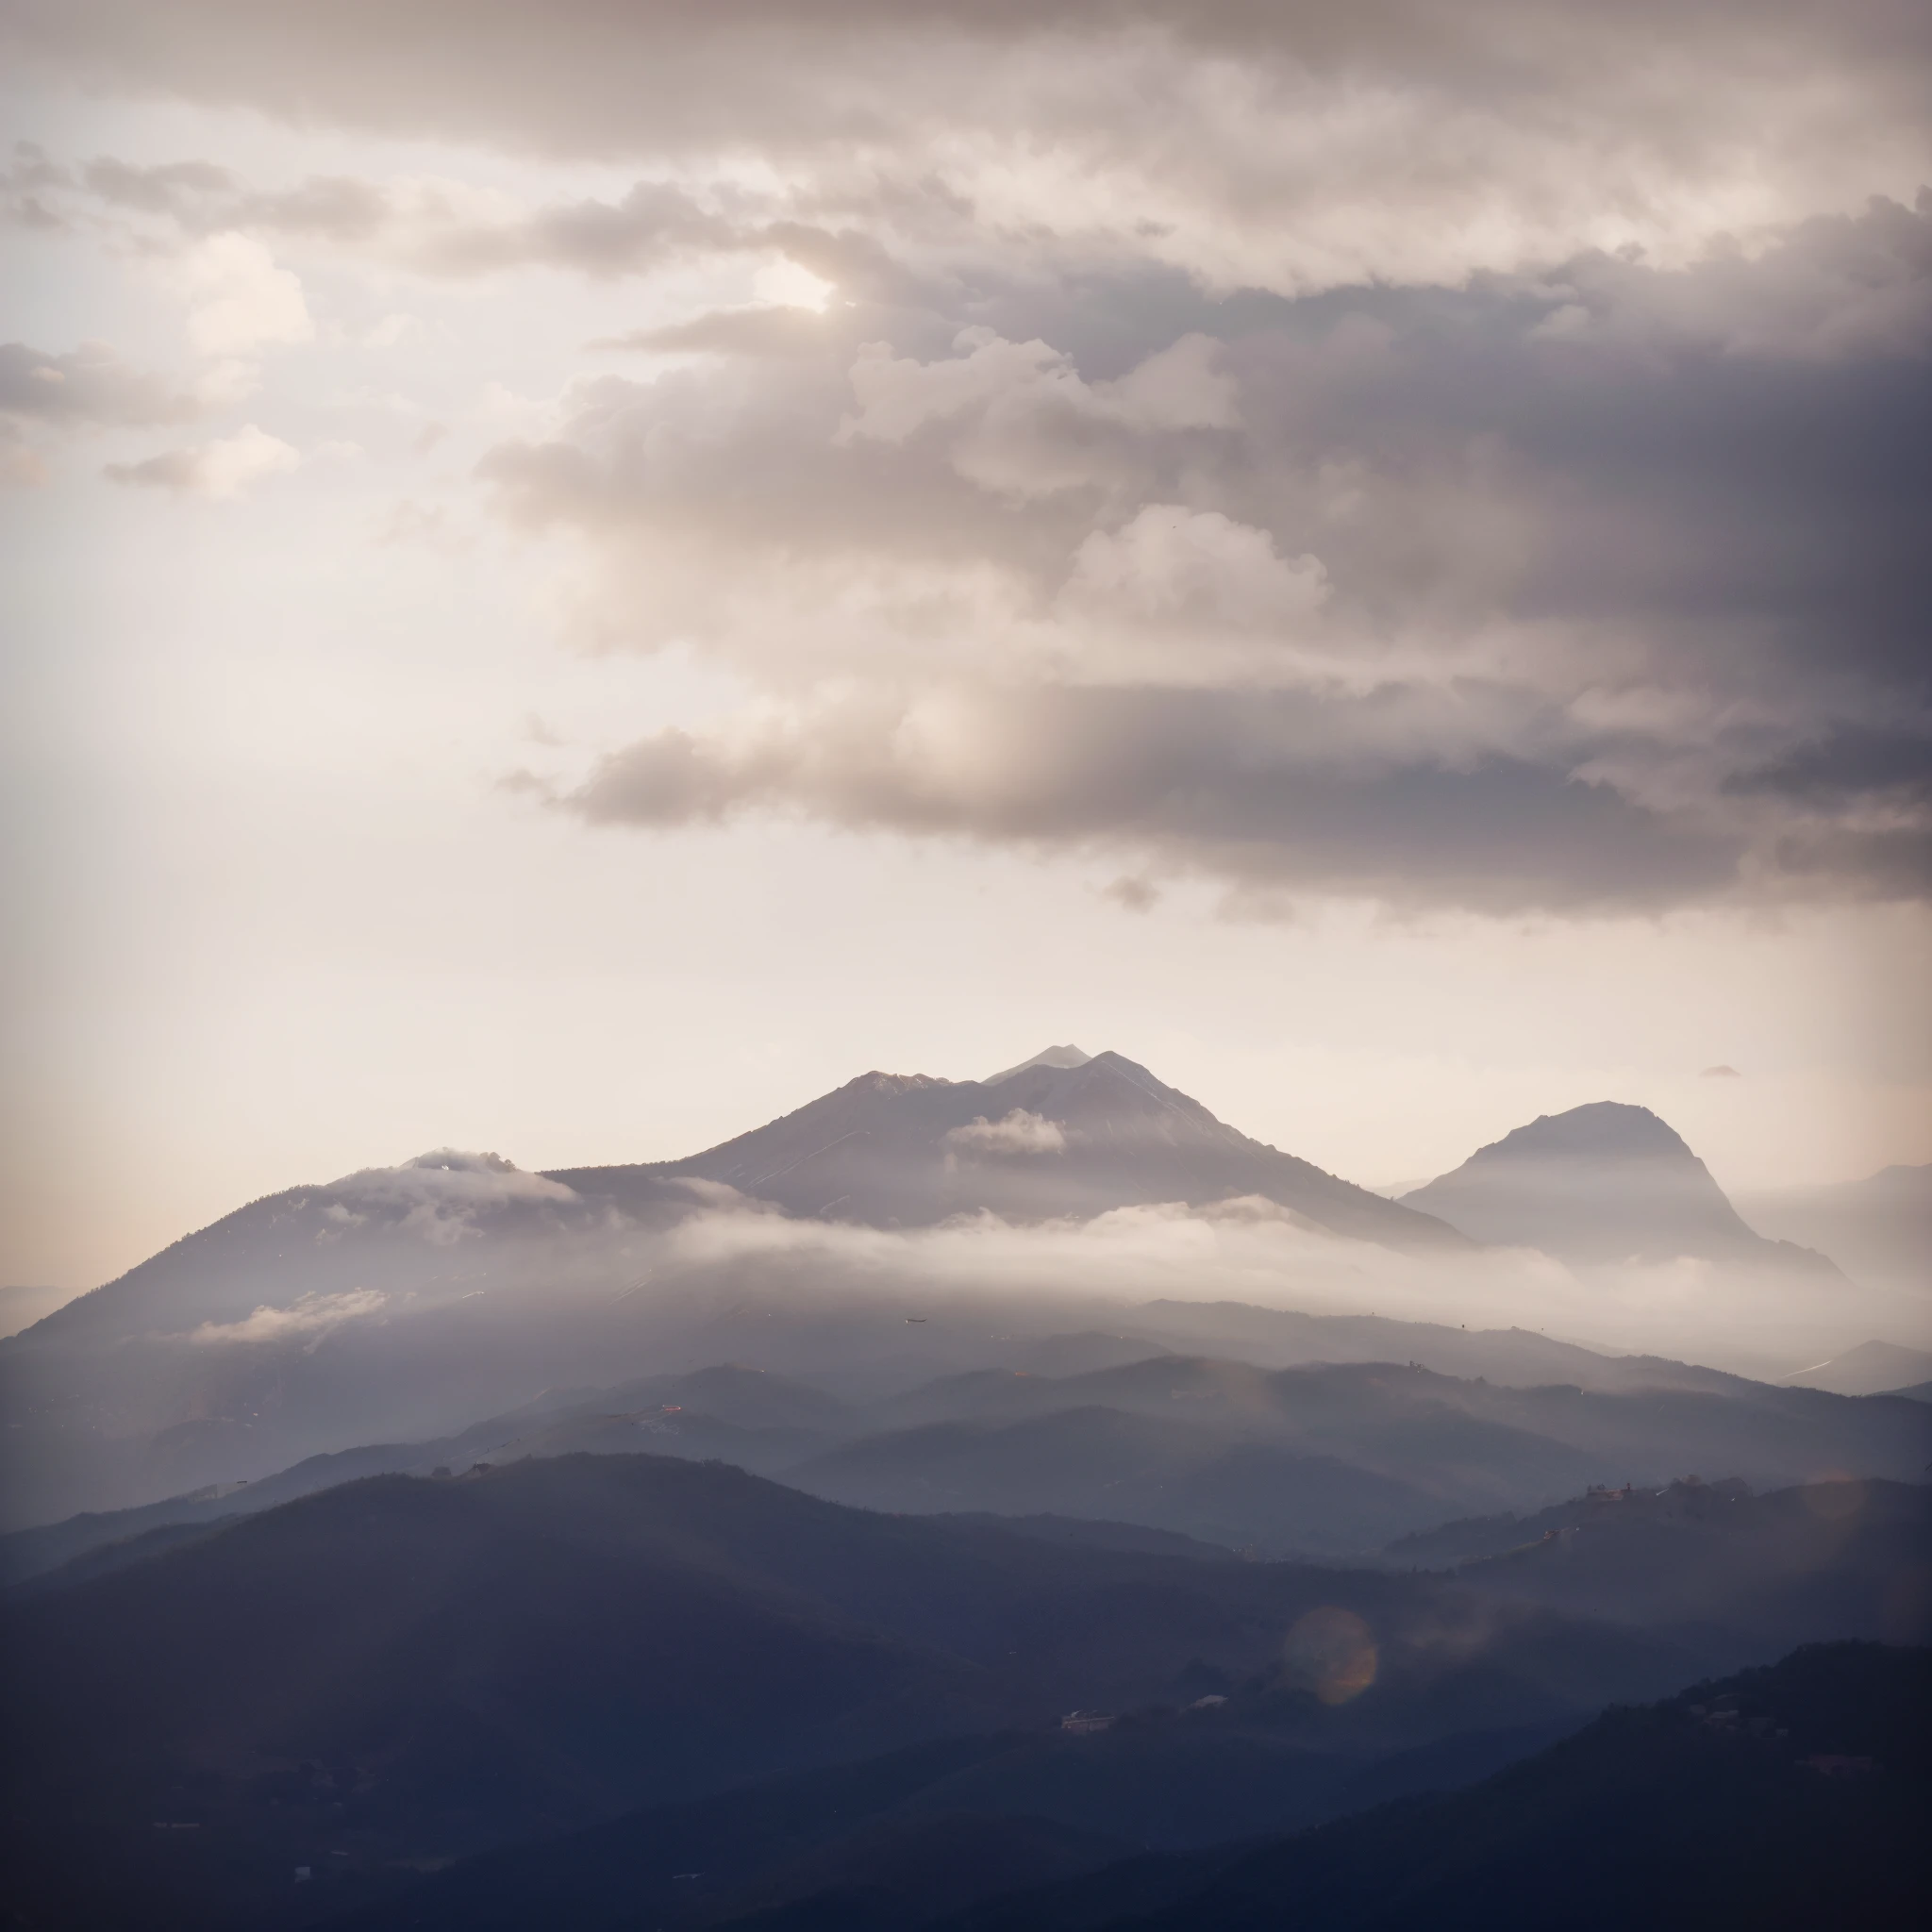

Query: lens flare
[1284,1606,1378,1706]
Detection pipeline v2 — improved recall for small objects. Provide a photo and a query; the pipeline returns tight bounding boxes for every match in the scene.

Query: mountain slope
[1782,1338,1932,1396]
[1738,1163,1931,1297]
[553,1050,1463,1250]
[1403,1101,1840,1271]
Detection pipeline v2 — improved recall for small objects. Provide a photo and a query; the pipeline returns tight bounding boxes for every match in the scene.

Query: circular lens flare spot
[1284,1606,1378,1706]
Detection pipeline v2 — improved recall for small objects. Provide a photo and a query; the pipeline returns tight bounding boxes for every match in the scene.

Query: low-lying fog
[3,1147,1925,1530]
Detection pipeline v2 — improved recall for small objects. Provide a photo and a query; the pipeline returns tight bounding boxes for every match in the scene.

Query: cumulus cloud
[106,422,299,497]
[162,232,312,354]
[944,1109,1069,1157]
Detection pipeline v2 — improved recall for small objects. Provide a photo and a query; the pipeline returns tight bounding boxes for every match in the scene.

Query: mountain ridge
[551,1050,1464,1250]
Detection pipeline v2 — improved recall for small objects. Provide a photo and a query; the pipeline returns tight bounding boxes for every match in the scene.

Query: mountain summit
[1402,1102,1839,1273]
[557,1050,1462,1251]
[985,1043,1092,1083]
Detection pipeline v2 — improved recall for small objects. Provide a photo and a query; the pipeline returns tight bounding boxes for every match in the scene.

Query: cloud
[8,6,1928,919]
[943,1109,1069,1157]
[163,232,311,355]
[471,194,1932,912]
[0,339,209,484]
[0,340,201,426]
[637,1188,1908,1372]
[105,422,299,497]
[595,306,832,359]
[191,1286,387,1345]
[7,3,1927,297]
[1702,1065,1742,1078]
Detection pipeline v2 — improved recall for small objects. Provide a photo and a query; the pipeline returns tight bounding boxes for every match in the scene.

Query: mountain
[0,1284,71,1340]
[786,1406,1454,1556]
[553,1050,1463,1250]
[0,1452,1717,1932]
[1402,1101,1840,1272]
[947,1642,1931,1932]
[12,1347,1928,1591]
[982,1044,1093,1084]
[0,1050,1469,1532]
[1782,1338,1932,1396]
[1737,1163,1931,1297]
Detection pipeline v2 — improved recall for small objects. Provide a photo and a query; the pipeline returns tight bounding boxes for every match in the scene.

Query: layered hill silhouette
[1403,1101,1841,1272]
[10,1348,1927,1586]
[0,1452,1723,1932]
[554,1048,1462,1247]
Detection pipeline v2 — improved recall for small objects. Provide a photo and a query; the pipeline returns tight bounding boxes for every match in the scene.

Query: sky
[2,0,1929,1292]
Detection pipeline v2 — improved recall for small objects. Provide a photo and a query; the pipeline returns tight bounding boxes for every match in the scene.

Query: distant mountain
[1782,1339,1932,1396]
[1739,1163,1931,1296]
[0,1452,1713,1932]
[1402,1102,1840,1273]
[554,1049,1463,1250]
[13,1348,1927,1588]
[786,1405,1454,1555]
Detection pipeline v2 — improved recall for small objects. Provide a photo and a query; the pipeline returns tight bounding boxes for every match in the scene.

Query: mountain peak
[982,1044,1092,1085]
[1479,1101,1694,1164]
[846,1071,955,1096]
[1403,1101,1836,1273]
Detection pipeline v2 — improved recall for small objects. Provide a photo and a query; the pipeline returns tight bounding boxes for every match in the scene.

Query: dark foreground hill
[0,1454,1725,1932]
[955,1643,1932,1932]
[318,1647,1932,1932]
